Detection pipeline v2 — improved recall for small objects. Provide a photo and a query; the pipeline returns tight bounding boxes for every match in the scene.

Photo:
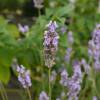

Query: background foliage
[0,0,100,99]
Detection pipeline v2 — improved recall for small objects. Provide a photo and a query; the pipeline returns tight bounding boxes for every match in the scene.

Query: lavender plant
[67,61,82,100]
[43,21,59,68]
[60,61,83,100]
[43,20,59,100]
[86,24,100,99]
[0,1,100,100]
[17,65,32,100]
[17,65,32,88]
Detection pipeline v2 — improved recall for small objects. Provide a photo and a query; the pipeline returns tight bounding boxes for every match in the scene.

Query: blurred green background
[0,0,100,100]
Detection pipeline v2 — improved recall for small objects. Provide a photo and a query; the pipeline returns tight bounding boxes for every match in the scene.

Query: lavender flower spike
[60,69,68,86]
[39,91,49,100]
[17,65,32,88]
[43,20,59,68]
[88,24,100,71]
[67,60,82,100]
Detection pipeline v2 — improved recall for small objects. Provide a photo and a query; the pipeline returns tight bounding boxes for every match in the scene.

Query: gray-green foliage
[0,0,100,99]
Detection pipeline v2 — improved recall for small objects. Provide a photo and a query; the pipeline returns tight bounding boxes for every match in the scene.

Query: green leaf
[0,47,14,67]
[55,4,74,17]
[0,66,10,84]
[6,24,19,38]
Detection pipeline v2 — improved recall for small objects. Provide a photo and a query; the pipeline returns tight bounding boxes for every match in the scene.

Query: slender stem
[26,88,32,100]
[92,79,100,99]
[40,50,45,90]
[0,90,5,100]
[38,8,41,17]
[48,68,51,100]
[62,86,66,100]
[0,82,5,100]
[0,82,8,100]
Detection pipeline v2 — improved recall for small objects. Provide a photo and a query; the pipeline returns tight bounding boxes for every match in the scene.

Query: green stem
[91,67,100,99]
[92,80,100,99]
[0,90,5,100]
[62,87,66,100]
[40,50,45,90]
[0,82,8,100]
[48,68,51,100]
[26,88,32,100]
[0,82,5,100]
[38,8,41,17]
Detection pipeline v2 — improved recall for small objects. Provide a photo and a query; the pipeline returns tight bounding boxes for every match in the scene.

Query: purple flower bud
[18,24,29,33]
[39,91,49,100]
[60,26,67,34]
[65,48,72,63]
[93,96,98,100]
[94,60,100,71]
[56,98,61,100]
[67,31,74,45]
[60,69,68,86]
[50,70,57,82]
[46,21,58,33]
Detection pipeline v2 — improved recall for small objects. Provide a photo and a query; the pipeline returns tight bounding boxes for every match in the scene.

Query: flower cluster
[43,21,59,68]
[60,61,82,100]
[17,65,32,88]
[39,91,49,100]
[88,24,100,70]
[67,61,82,100]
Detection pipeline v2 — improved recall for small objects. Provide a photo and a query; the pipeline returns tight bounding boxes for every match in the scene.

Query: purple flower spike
[17,65,32,88]
[67,61,82,100]
[60,61,83,100]
[43,21,59,68]
[88,24,100,71]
